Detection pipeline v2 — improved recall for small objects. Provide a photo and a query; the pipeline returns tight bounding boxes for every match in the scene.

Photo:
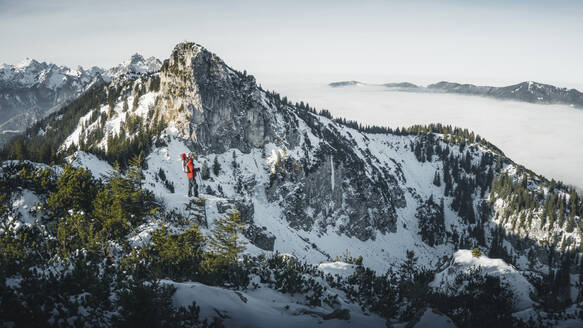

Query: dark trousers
[188,177,198,197]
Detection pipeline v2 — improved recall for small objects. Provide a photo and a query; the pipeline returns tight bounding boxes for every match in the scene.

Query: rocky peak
[103,53,162,81]
[157,42,270,153]
[129,53,145,64]
[16,57,41,69]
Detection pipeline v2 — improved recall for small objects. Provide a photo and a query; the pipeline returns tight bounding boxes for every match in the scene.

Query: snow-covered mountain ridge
[0,54,161,89]
[2,42,583,326]
[0,54,161,146]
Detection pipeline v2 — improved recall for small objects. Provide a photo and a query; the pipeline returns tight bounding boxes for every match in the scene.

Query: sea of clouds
[264,81,583,191]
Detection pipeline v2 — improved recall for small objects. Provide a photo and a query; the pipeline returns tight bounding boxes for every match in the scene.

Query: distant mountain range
[329,80,583,108]
[0,54,161,145]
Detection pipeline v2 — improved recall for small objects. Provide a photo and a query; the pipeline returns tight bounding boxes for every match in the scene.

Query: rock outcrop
[157,42,274,153]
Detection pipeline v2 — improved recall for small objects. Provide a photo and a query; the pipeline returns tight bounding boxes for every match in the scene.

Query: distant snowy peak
[0,58,103,90]
[16,57,37,68]
[103,53,162,81]
[427,80,583,108]
[0,52,162,88]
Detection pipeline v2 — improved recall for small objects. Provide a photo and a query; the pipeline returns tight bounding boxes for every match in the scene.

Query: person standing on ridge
[184,152,200,198]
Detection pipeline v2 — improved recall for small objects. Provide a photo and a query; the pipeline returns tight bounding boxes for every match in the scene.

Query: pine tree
[127,154,144,190]
[201,160,210,180]
[202,210,246,275]
[464,151,472,172]
[433,171,441,187]
[399,250,417,281]
[212,156,221,176]
[47,163,97,217]
[565,216,576,233]
[439,198,445,226]
[149,225,204,279]
[231,150,238,169]
[94,158,156,240]
[132,95,140,110]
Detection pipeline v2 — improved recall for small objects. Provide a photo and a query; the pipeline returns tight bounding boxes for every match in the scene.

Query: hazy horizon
[2,0,583,90]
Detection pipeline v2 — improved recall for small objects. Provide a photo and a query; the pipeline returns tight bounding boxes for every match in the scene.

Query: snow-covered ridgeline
[0,58,101,90]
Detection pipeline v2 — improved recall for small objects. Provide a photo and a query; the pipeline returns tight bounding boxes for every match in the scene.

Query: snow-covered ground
[69,151,113,179]
[430,250,535,311]
[318,262,357,278]
[164,279,386,328]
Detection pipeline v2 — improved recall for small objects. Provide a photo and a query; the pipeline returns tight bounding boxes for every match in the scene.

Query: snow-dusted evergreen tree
[202,210,247,283]
[201,160,210,180]
[433,171,441,186]
[212,156,221,176]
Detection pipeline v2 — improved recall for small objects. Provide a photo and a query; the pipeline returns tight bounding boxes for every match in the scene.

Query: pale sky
[1,0,583,89]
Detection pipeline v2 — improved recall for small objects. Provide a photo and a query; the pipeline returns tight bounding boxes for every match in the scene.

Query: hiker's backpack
[181,153,188,173]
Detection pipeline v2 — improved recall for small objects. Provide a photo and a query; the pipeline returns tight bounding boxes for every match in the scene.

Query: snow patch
[431,250,534,311]
[318,262,356,278]
[68,151,113,179]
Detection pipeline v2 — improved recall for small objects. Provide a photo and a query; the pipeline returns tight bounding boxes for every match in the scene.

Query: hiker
[182,152,200,197]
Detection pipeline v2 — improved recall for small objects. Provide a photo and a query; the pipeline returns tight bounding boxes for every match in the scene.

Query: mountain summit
[157,42,277,152]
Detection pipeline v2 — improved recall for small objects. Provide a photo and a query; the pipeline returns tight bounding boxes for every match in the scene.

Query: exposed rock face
[215,198,275,250]
[265,126,404,240]
[158,42,274,153]
[244,225,276,251]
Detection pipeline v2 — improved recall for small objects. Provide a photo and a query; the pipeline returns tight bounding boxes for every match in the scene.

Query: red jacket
[186,159,195,179]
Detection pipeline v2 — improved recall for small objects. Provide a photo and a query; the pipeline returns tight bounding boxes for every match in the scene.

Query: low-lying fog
[265,82,583,191]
